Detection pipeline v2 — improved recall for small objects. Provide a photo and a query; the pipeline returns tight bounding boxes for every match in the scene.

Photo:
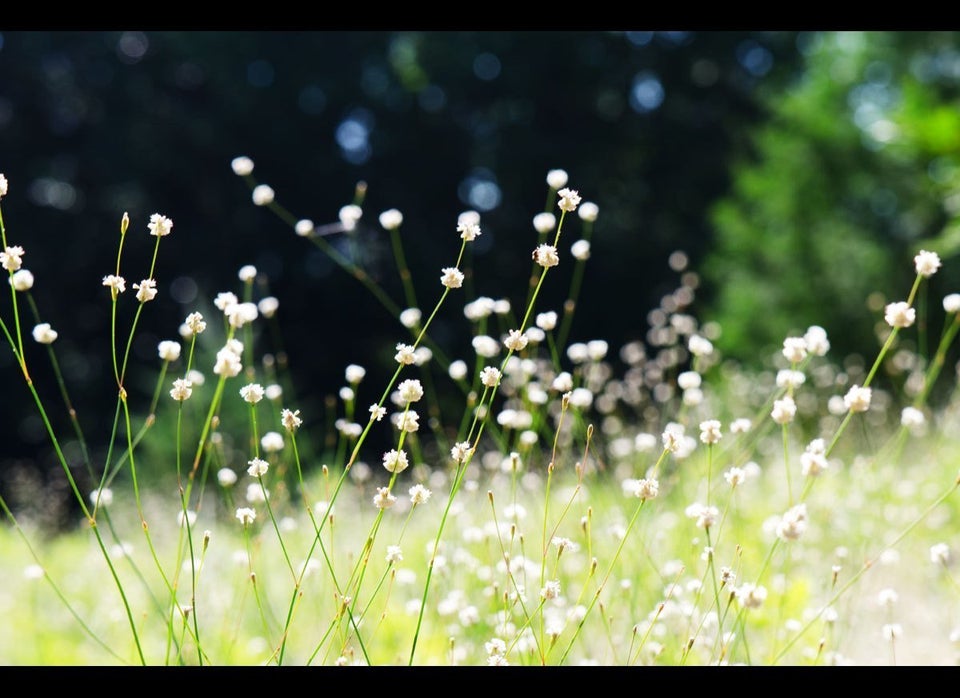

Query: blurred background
[3,30,960,526]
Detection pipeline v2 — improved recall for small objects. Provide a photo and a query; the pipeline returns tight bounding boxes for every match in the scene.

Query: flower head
[169,377,193,401]
[699,419,722,445]
[148,213,173,237]
[379,208,403,230]
[102,274,126,296]
[247,458,269,478]
[235,507,257,526]
[843,385,872,413]
[441,267,464,289]
[395,343,416,365]
[688,334,714,357]
[458,220,481,242]
[914,249,942,277]
[382,449,410,473]
[397,379,424,403]
[533,244,559,269]
[546,169,569,189]
[231,156,254,176]
[944,294,960,314]
[884,301,915,329]
[185,312,206,335]
[578,202,599,222]
[281,408,302,432]
[804,325,830,356]
[504,329,528,352]
[451,441,474,463]
[533,212,556,234]
[0,245,24,272]
[373,486,397,510]
[570,239,591,261]
[557,188,582,212]
[32,323,58,344]
[0,173,7,198]
[10,269,34,291]
[771,396,797,425]
[480,366,502,388]
[345,364,366,384]
[240,383,265,404]
[134,278,157,303]
[252,184,275,206]
[409,483,432,505]
[158,340,182,362]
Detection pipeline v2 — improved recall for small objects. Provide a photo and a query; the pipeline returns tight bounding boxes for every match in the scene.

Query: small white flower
[570,239,591,260]
[238,264,257,282]
[900,406,925,428]
[943,294,960,314]
[884,301,915,329]
[399,307,422,328]
[236,507,257,525]
[148,213,173,237]
[258,296,279,318]
[472,335,500,358]
[677,371,701,390]
[252,184,275,206]
[724,467,746,487]
[686,502,719,529]
[546,169,569,189]
[340,204,363,229]
[379,208,403,230]
[281,408,302,432]
[735,583,767,609]
[32,323,58,344]
[699,419,722,445]
[369,404,386,422]
[217,468,238,487]
[536,311,558,331]
[185,312,206,335]
[261,432,284,453]
[771,396,797,425]
[441,267,464,289]
[231,156,254,176]
[930,542,951,566]
[776,369,806,389]
[382,449,410,473]
[450,441,474,463]
[10,269,34,291]
[345,364,366,384]
[578,201,599,222]
[397,379,424,403]
[247,458,269,477]
[782,337,807,364]
[225,302,259,329]
[843,385,871,413]
[730,418,751,435]
[133,278,157,303]
[294,219,314,236]
[393,409,420,433]
[386,545,404,564]
[102,274,126,295]
[395,343,416,365]
[662,423,685,453]
[373,486,397,510]
[158,340,182,362]
[449,359,468,381]
[688,334,713,357]
[776,503,808,541]
[804,325,830,356]
[0,173,7,198]
[89,487,113,508]
[533,244,559,269]
[914,249,941,277]
[557,188,582,212]
[409,483,432,505]
[169,377,193,401]
[213,347,242,377]
[0,245,24,272]
[533,212,556,234]
[458,220,481,242]
[480,366,502,388]
[540,579,562,600]
[504,329,528,352]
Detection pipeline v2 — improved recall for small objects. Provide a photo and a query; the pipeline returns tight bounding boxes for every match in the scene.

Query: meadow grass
[0,166,958,666]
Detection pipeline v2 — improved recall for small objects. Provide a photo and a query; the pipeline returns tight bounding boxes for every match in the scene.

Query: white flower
[217,468,238,487]
[688,334,713,357]
[382,449,410,474]
[399,307,422,328]
[0,245,24,272]
[379,208,403,230]
[0,173,7,198]
[571,239,591,260]
[295,219,316,237]
[884,301,915,329]
[265,384,282,400]
[148,213,173,237]
[386,545,404,564]
[771,396,797,425]
[843,385,871,413]
[678,371,701,390]
[281,408,302,432]
[557,188,582,212]
[533,244,559,268]
[225,302,259,329]
[441,267,464,289]
[369,404,386,422]
[395,343,416,365]
[247,458,269,477]
[472,335,500,358]
[158,340,181,362]
[533,212,556,234]
[214,291,238,312]
[685,502,720,529]
[340,204,363,229]
[134,278,157,303]
[252,184,275,206]
[800,439,829,477]
[32,323,58,344]
[735,583,767,609]
[185,312,206,335]
[724,467,746,487]
[914,249,941,277]
[540,579,562,600]
[238,264,257,283]
[261,432,284,453]
[213,347,242,377]
[231,156,254,175]
[409,483,432,505]
[804,325,830,356]
[782,337,807,364]
[730,418,752,434]
[236,507,257,525]
[930,542,951,566]
[776,369,806,389]
[699,419,722,445]
[536,311,558,331]
[89,487,113,508]
[900,406,925,428]
[624,477,659,500]
[448,360,468,381]
[245,483,269,503]
[504,329,528,352]
[393,409,420,433]
[10,269,34,291]
[240,383,265,404]
[345,364,366,384]
[464,296,495,320]
[662,423,685,453]
[258,296,279,318]
[578,202,599,222]
[397,379,424,403]
[102,274,126,295]
[546,169,568,189]
[944,294,960,314]
[776,503,808,541]
[450,441,473,463]
[480,366,502,388]
[458,220,481,242]
[373,486,397,509]
[169,377,193,401]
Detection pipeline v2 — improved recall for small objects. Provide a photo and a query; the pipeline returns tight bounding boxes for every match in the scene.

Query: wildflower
[578,201,599,221]
[340,204,363,229]
[536,311,558,331]
[382,449,410,474]
[914,249,941,277]
[458,220,481,241]
[451,441,473,463]
[533,212,556,234]
[10,269,34,291]
[441,266,464,289]
[724,467,746,487]
[587,339,608,360]
[345,364,366,384]
[776,503,808,541]
[541,579,562,600]
[258,296,279,318]
[245,483,268,503]
[464,296,495,320]
[546,169,568,189]
[776,369,806,389]
[557,187,582,212]
[0,245,24,272]
[571,239,591,260]
[480,366,502,388]
[395,343,416,365]
[884,301,915,329]
[771,396,797,424]
[449,360,468,381]
[688,334,714,357]
[386,545,403,564]
[735,583,767,609]
[148,213,173,237]
[134,278,157,303]
[800,438,829,477]
[0,173,7,197]
[699,419,722,445]
[379,208,403,230]
[32,323,58,344]
[217,468,237,487]
[169,377,193,401]
[900,406,925,429]
[102,274,126,295]
[944,294,960,314]
[264,384,282,400]
[261,432,284,453]
[373,486,397,510]
[662,423,685,453]
[225,302,258,329]
[236,507,257,526]
[238,264,257,282]
[213,347,242,377]
[504,329,528,352]
[625,478,659,500]
[247,458,269,478]
[843,385,871,413]
[281,408,302,432]
[89,487,113,508]
[782,337,807,364]
[730,418,751,435]
[295,219,314,236]
[804,325,831,356]
[472,335,500,358]
[409,483,432,505]
[930,543,951,566]
[399,308,421,328]
[252,184,275,206]
[533,243,560,268]
[158,340,181,362]
[184,312,206,335]
[231,156,254,175]
[369,404,386,422]
[686,502,720,529]
[397,379,424,403]
[393,409,420,433]
[678,371,701,390]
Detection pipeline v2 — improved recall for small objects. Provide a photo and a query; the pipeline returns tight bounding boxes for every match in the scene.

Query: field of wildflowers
[0,162,958,666]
